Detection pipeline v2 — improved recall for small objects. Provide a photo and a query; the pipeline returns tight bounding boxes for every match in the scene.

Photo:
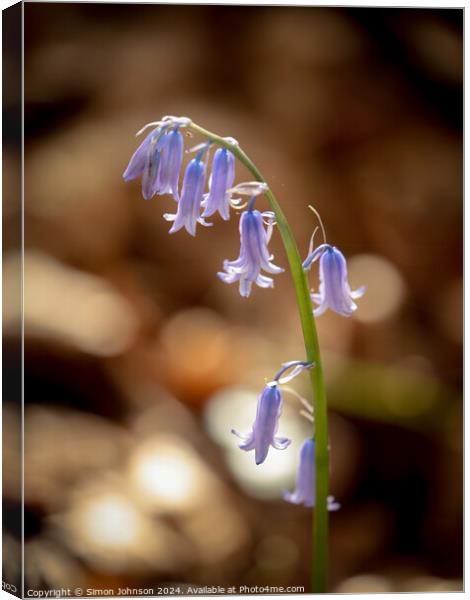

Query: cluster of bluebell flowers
[123,117,189,201]
[123,116,283,297]
[124,116,364,509]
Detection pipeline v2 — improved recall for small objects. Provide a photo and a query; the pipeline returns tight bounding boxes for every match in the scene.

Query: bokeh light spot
[348,254,406,323]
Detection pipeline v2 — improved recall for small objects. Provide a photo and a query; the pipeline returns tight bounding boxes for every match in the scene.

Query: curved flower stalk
[218,199,284,297]
[303,244,365,317]
[123,116,364,592]
[284,438,340,510]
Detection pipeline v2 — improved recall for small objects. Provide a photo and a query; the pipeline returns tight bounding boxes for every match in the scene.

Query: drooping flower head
[231,361,312,465]
[123,125,170,200]
[232,382,290,465]
[218,192,284,297]
[123,126,157,184]
[157,127,184,201]
[303,244,365,317]
[202,148,235,221]
[284,438,315,506]
[123,116,189,201]
[284,438,340,510]
[163,148,212,236]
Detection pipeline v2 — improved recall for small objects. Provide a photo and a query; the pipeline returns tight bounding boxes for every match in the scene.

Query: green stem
[188,122,330,592]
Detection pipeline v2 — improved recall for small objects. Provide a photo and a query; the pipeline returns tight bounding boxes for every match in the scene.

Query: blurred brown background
[3,4,463,594]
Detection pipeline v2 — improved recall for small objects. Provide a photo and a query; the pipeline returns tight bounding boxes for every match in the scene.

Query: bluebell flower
[232,383,290,465]
[123,120,187,201]
[163,154,211,236]
[123,126,159,183]
[202,148,235,221]
[284,438,340,510]
[123,125,171,200]
[218,207,284,297]
[303,244,365,317]
[157,128,184,201]
[140,137,168,201]
[284,438,315,506]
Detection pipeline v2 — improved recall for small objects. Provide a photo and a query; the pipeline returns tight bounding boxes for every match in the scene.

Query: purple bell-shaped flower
[303,244,365,317]
[232,383,290,465]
